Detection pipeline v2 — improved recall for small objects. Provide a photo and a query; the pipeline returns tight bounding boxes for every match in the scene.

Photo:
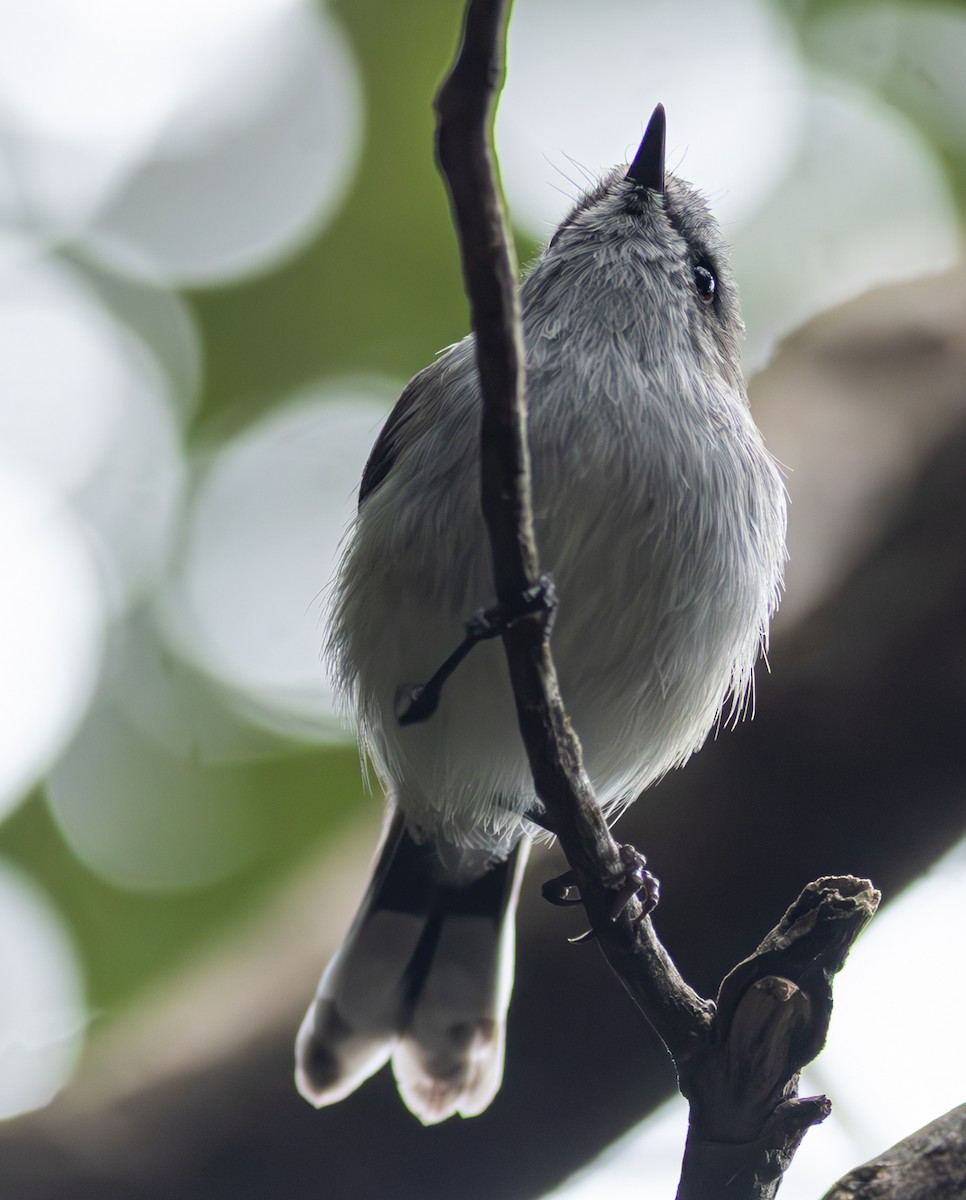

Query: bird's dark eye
[693,263,716,303]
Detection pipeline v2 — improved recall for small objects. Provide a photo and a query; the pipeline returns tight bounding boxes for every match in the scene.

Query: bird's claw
[541,845,660,924]
[609,844,660,921]
[541,868,582,907]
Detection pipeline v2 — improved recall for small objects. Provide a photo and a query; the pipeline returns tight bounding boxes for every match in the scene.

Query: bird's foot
[396,576,557,726]
[541,845,660,924]
[610,844,660,921]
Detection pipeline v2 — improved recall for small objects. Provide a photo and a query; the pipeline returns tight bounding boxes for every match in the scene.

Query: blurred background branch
[821,1104,966,1199]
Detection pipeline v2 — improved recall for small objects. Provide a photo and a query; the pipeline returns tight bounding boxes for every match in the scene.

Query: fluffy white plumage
[296,130,786,1124]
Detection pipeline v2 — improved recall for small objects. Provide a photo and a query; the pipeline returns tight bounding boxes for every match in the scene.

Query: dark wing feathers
[358,377,426,507]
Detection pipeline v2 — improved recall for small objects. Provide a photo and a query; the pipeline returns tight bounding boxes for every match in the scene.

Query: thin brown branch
[434,3,879,1195]
[434,0,711,1056]
[433,0,610,869]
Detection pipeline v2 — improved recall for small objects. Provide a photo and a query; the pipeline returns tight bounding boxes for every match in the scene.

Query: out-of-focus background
[1,0,965,1196]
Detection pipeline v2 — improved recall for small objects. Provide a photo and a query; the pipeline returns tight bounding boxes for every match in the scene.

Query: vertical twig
[434,0,719,1062]
[434,0,667,980]
[433,3,878,1195]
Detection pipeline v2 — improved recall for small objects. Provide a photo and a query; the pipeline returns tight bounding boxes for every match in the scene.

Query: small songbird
[295,106,787,1124]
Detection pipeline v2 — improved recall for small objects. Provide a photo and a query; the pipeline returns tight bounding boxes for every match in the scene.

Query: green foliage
[0,745,364,1009]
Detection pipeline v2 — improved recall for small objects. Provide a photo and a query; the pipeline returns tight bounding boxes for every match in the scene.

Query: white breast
[331,335,785,855]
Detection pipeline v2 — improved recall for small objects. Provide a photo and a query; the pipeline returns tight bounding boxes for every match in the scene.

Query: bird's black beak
[626,103,666,195]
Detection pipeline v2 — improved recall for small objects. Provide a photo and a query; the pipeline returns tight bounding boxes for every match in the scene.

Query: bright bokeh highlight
[0,250,190,615]
[158,382,398,739]
[732,80,959,370]
[45,643,260,892]
[0,860,85,1119]
[0,0,362,286]
[497,0,804,232]
[495,0,959,372]
[0,467,104,820]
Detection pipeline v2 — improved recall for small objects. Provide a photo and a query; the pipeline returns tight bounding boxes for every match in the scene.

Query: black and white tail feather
[296,810,528,1123]
[295,106,787,1123]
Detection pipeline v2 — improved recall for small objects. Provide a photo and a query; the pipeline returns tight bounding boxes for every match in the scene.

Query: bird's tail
[295,809,529,1124]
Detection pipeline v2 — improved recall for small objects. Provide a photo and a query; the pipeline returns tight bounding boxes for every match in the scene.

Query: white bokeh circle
[45,658,260,893]
[0,0,294,146]
[496,0,804,237]
[732,80,959,371]
[79,2,363,286]
[0,249,190,615]
[0,0,304,232]
[0,0,363,286]
[0,252,132,494]
[807,3,966,156]
[0,466,105,820]
[158,381,398,739]
[69,357,186,615]
[0,860,85,1119]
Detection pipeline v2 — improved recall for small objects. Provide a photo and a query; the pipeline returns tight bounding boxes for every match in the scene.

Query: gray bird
[296,105,787,1124]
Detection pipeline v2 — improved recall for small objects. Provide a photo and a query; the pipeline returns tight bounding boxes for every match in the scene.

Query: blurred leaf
[797,0,966,206]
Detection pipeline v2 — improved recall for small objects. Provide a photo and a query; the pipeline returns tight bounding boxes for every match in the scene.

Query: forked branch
[433,2,878,1195]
